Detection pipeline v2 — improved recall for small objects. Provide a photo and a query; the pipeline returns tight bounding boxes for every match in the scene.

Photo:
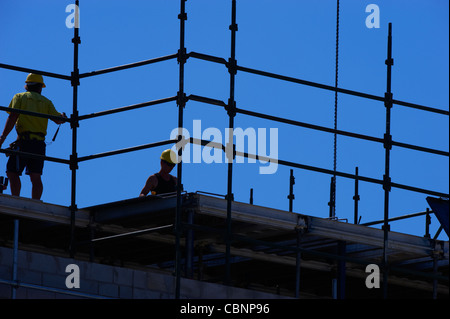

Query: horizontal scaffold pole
[189,51,227,65]
[188,52,449,116]
[0,106,70,123]
[185,136,449,198]
[0,63,72,81]
[78,96,178,121]
[237,65,449,115]
[77,139,176,162]
[362,210,430,226]
[78,54,178,78]
[187,94,449,157]
[2,53,447,116]
[0,148,70,165]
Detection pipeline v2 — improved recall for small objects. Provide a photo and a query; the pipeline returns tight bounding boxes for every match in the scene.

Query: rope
[45,124,61,146]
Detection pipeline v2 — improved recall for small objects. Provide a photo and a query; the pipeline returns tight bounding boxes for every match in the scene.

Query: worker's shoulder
[35,92,53,104]
[21,91,53,104]
[12,92,27,99]
[9,92,26,106]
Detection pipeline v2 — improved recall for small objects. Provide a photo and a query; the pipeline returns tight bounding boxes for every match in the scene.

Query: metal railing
[0,0,448,299]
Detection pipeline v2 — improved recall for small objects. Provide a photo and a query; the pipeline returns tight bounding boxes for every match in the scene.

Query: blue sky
[0,0,448,240]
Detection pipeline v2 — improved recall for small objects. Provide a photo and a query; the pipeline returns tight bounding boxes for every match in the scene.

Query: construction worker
[139,149,178,196]
[0,73,67,200]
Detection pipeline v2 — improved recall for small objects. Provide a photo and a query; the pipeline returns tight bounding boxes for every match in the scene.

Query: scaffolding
[0,1,448,299]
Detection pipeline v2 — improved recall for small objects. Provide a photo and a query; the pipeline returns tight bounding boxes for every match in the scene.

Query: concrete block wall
[0,246,288,299]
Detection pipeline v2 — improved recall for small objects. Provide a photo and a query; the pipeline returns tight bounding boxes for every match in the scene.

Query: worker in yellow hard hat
[0,73,67,200]
[139,149,178,196]
[25,73,46,88]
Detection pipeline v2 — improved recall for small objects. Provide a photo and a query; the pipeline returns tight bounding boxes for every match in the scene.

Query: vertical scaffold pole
[382,22,394,299]
[11,219,19,299]
[337,241,346,299]
[175,0,187,299]
[225,0,238,285]
[294,226,302,298]
[288,169,295,212]
[69,0,81,258]
[353,167,360,224]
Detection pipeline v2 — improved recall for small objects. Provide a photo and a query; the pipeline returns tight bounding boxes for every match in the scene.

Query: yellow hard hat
[160,149,177,165]
[25,73,46,88]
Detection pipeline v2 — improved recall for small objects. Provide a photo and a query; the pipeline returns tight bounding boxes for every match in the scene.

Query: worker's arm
[52,112,67,125]
[139,175,158,197]
[0,112,19,148]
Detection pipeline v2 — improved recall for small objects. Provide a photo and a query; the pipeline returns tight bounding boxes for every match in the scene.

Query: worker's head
[160,149,177,173]
[25,73,46,93]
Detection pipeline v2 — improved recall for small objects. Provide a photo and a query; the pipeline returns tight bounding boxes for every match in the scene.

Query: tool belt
[18,131,46,140]
[4,131,45,157]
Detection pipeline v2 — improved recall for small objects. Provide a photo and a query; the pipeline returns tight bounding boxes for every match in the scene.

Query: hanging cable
[330,0,340,218]
[334,0,339,173]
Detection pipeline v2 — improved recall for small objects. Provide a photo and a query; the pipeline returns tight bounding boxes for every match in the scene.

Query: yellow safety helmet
[160,149,177,165]
[25,73,46,88]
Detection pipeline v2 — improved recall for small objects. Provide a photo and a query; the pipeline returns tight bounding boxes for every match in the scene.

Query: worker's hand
[54,112,68,125]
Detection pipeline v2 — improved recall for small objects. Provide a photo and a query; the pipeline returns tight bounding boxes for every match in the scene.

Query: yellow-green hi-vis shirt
[8,91,61,141]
